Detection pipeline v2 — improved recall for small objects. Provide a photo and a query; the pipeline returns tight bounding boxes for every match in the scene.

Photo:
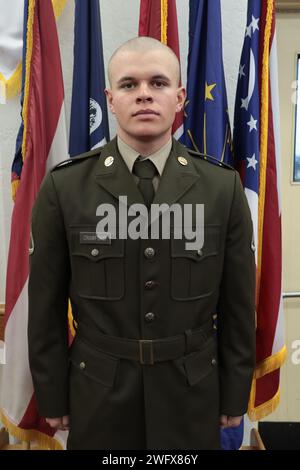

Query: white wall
[263,12,300,424]
[0,0,247,303]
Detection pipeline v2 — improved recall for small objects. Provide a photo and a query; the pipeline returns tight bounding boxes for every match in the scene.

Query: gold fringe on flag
[11,180,20,203]
[161,0,168,44]
[255,345,287,379]
[256,0,273,300]
[21,0,35,165]
[248,344,286,420]
[0,410,64,450]
[248,376,280,421]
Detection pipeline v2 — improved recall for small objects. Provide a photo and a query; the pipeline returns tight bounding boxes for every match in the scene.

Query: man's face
[106,49,185,142]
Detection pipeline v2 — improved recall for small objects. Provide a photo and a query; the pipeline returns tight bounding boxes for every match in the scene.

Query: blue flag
[233,0,260,194]
[11,0,28,200]
[69,0,109,157]
[181,0,243,450]
[181,0,232,163]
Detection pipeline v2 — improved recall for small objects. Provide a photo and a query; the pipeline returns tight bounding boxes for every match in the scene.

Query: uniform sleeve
[217,171,256,416]
[28,171,70,418]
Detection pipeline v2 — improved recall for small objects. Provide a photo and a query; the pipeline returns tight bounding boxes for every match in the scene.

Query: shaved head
[108,36,181,86]
[105,36,186,153]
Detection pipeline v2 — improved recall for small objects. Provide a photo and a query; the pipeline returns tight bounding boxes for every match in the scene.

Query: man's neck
[117,130,172,156]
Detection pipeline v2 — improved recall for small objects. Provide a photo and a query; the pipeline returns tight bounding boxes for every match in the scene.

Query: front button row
[145,280,155,289]
[145,312,155,322]
[144,247,155,259]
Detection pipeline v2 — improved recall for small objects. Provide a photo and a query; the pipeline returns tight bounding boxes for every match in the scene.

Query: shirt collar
[117,135,172,177]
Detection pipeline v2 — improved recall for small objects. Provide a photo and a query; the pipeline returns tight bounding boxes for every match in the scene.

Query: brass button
[145,312,155,322]
[104,156,114,167]
[178,156,188,166]
[91,248,99,257]
[79,361,86,370]
[211,358,217,366]
[145,280,155,290]
[144,247,155,259]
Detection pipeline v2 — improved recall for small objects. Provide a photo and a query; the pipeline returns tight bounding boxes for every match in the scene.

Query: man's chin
[128,127,170,141]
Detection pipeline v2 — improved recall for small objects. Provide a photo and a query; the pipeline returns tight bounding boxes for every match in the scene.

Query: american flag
[233,0,286,420]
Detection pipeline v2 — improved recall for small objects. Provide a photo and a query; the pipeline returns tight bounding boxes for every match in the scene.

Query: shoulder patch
[51,147,103,172]
[187,148,234,170]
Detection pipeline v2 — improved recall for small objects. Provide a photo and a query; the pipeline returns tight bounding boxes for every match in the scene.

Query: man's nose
[136,83,153,102]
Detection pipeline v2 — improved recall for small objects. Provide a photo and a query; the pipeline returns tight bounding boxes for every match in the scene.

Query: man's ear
[176,86,186,113]
[105,88,115,114]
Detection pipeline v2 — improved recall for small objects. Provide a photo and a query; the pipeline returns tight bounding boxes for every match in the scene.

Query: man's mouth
[132,109,159,117]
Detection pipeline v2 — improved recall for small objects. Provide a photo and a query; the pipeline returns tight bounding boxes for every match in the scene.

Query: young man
[28,37,255,450]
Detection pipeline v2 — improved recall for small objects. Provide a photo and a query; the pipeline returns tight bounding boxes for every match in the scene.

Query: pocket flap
[69,337,118,387]
[70,226,124,261]
[171,225,220,262]
[183,338,218,386]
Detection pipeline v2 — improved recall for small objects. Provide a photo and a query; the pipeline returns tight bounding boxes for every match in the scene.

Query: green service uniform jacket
[28,137,256,450]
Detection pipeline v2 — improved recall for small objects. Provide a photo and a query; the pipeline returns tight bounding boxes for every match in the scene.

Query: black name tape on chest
[79,232,111,245]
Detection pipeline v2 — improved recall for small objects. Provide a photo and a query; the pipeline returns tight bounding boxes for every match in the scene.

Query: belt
[76,318,214,366]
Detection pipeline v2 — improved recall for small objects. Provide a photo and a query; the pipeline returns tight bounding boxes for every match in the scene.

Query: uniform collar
[95,137,200,213]
[117,135,172,177]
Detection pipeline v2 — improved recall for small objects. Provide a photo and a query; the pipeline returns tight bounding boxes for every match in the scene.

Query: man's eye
[152,81,166,88]
[121,83,135,89]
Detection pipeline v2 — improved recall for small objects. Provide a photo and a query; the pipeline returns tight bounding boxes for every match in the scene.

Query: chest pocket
[70,226,125,300]
[171,225,220,301]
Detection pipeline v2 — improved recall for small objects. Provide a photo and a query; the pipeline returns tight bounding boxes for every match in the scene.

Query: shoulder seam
[51,148,102,171]
[187,149,234,170]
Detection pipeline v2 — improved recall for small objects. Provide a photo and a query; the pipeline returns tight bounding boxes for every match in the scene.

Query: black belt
[76,319,214,366]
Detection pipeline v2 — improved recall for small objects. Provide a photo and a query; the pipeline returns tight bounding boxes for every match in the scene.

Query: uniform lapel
[94,137,200,228]
[153,139,200,207]
[94,137,144,206]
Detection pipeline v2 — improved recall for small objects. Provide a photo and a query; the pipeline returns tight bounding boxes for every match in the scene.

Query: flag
[0,0,68,449]
[0,0,66,101]
[10,1,28,201]
[11,0,67,200]
[138,0,183,139]
[69,0,109,157]
[180,0,232,163]
[181,0,243,450]
[233,0,286,421]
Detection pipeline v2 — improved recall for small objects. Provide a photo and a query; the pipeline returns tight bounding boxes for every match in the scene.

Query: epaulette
[187,148,234,170]
[51,146,103,171]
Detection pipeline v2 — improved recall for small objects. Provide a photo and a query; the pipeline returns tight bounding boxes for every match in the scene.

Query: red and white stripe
[268,28,284,359]
[1,0,68,449]
[248,1,286,419]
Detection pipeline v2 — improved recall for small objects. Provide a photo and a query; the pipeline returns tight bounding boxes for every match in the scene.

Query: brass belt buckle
[139,340,154,365]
